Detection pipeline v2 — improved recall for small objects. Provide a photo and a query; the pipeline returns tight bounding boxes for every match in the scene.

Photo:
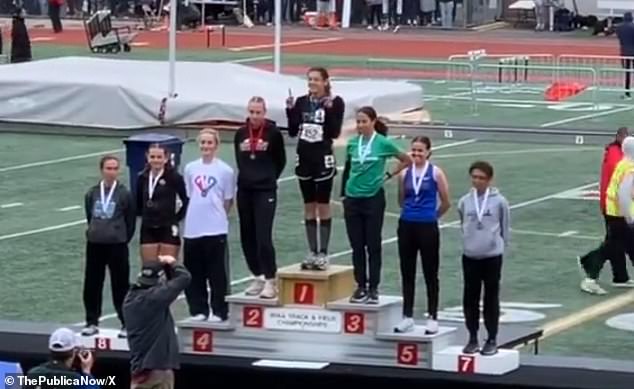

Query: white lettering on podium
[264,308,342,333]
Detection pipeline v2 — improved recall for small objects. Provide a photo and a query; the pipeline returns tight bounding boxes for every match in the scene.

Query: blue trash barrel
[123,133,185,195]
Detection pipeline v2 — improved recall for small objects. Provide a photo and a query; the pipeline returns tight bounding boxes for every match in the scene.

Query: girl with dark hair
[341,106,412,304]
[286,67,345,271]
[235,97,287,299]
[82,155,135,338]
[394,136,450,334]
[136,143,188,264]
[458,161,510,356]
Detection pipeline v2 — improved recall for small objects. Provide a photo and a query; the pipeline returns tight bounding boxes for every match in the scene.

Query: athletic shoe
[480,339,498,356]
[367,288,379,304]
[367,25,373,30]
[245,278,265,296]
[313,253,329,271]
[81,325,99,336]
[118,327,127,339]
[462,338,479,354]
[393,25,400,33]
[580,278,607,295]
[208,315,224,323]
[393,317,415,333]
[188,314,208,322]
[612,280,634,288]
[425,319,439,335]
[349,287,369,303]
[301,252,317,270]
[260,279,277,299]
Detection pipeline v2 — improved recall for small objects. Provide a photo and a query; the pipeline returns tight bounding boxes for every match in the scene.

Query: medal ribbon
[411,162,430,197]
[99,180,117,214]
[472,187,490,225]
[248,122,264,156]
[148,169,164,200]
[358,132,377,165]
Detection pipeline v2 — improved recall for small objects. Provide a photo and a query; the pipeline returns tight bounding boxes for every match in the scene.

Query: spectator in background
[366,0,381,29]
[124,255,191,389]
[25,328,100,389]
[616,12,634,100]
[420,0,435,26]
[533,0,546,31]
[10,6,31,63]
[438,0,453,28]
[48,0,63,33]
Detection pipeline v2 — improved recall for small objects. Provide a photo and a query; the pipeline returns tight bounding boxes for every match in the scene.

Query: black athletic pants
[237,188,277,279]
[343,189,386,290]
[49,3,62,33]
[580,214,630,282]
[624,58,633,97]
[397,220,440,319]
[462,255,502,340]
[83,242,130,327]
[184,235,229,320]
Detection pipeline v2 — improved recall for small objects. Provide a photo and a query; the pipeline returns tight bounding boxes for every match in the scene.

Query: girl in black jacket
[234,96,286,299]
[136,143,188,264]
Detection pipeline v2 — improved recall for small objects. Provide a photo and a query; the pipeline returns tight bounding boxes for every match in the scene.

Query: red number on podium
[344,312,365,334]
[458,355,475,374]
[397,343,418,366]
[294,282,315,305]
[243,306,263,328]
[192,330,213,353]
[94,337,111,351]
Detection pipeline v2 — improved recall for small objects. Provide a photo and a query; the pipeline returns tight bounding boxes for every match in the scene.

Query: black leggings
[237,188,277,279]
[580,214,630,282]
[343,189,386,290]
[184,235,229,320]
[623,58,633,96]
[397,220,439,319]
[462,255,502,340]
[83,242,130,327]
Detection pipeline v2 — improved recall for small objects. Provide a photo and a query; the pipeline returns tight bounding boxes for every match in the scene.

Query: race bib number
[314,109,325,123]
[324,155,335,169]
[300,123,324,143]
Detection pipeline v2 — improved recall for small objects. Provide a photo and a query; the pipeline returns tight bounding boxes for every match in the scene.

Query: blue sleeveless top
[401,164,438,223]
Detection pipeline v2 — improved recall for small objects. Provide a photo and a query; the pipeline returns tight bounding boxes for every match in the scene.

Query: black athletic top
[136,167,188,228]
[234,119,287,191]
[286,95,345,164]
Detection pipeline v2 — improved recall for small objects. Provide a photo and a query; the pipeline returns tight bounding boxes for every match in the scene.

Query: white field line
[0,149,124,173]
[228,37,343,52]
[540,106,634,128]
[1,202,23,209]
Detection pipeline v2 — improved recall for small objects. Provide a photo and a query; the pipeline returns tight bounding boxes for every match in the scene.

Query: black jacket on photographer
[123,262,191,376]
[25,361,99,389]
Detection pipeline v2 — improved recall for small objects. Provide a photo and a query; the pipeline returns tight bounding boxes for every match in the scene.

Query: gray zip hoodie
[84,182,136,244]
[457,187,510,259]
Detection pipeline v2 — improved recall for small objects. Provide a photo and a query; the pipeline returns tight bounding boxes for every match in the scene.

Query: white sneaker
[208,315,224,323]
[366,25,373,30]
[81,325,99,336]
[393,317,415,333]
[313,253,329,271]
[260,279,277,299]
[580,278,607,295]
[301,252,317,270]
[188,314,207,322]
[245,277,265,296]
[612,280,634,288]
[425,318,439,334]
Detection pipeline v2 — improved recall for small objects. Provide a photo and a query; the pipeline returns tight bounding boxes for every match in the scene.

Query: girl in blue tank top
[394,136,451,335]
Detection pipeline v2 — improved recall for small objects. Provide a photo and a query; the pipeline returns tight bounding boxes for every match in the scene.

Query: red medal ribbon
[248,122,264,155]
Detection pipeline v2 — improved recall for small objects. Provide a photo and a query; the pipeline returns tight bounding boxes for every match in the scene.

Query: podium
[277,264,355,306]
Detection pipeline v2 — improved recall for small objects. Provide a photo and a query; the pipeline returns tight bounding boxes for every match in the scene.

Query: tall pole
[168,0,178,97]
[274,0,281,74]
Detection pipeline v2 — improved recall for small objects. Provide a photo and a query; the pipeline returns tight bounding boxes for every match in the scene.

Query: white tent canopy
[0,57,423,130]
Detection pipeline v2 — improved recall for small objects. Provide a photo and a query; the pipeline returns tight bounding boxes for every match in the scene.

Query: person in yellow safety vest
[603,136,634,288]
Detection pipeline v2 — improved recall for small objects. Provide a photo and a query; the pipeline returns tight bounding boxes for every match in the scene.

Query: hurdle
[497,56,530,84]
[205,25,226,49]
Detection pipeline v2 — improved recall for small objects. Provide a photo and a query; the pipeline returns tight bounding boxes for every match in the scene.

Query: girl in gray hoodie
[457,160,510,357]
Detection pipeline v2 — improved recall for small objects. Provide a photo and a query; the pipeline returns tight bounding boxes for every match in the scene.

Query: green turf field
[2,43,634,363]
[2,130,633,361]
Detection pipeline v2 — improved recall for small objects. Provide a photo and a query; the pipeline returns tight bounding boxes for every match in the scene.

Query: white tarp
[0,57,423,130]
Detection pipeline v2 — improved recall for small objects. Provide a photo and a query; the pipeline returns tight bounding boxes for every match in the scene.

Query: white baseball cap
[48,328,81,352]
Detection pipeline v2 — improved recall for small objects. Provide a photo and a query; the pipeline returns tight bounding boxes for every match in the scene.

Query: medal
[250,153,256,160]
[472,187,490,230]
[99,180,117,214]
[411,162,430,200]
[249,122,264,158]
[358,132,377,165]
[147,169,163,207]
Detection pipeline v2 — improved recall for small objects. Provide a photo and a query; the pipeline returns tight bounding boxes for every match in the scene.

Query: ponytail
[357,106,389,136]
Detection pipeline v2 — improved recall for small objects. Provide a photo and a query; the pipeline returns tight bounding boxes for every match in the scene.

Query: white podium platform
[432,346,520,375]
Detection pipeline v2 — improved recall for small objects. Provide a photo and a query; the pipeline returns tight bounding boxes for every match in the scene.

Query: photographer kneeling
[25,328,100,389]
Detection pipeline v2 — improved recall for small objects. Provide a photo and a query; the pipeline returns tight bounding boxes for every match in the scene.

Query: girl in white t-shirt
[183,128,236,322]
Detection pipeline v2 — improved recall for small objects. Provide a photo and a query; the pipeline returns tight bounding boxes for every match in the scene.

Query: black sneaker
[349,287,369,303]
[118,326,127,339]
[480,339,498,356]
[367,289,379,304]
[462,338,479,354]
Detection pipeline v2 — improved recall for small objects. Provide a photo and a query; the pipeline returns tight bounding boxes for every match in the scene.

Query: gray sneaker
[313,253,329,271]
[301,252,317,270]
[81,325,99,336]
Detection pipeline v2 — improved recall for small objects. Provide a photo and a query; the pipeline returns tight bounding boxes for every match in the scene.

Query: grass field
[2,33,634,363]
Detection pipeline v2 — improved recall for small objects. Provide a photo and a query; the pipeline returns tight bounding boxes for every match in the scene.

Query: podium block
[327,295,402,334]
[78,328,129,352]
[432,346,519,375]
[277,264,354,306]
